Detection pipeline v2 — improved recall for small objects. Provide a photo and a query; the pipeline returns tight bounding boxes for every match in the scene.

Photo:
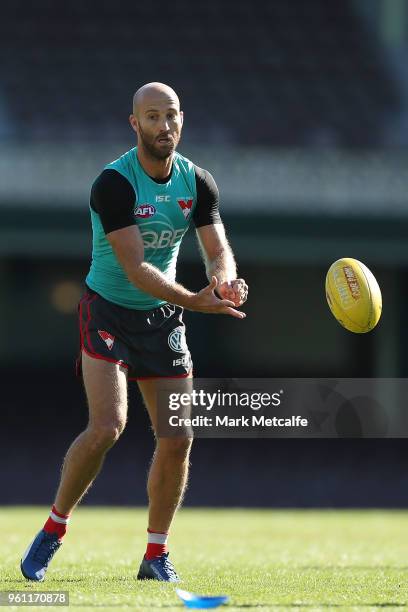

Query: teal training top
[85,147,220,310]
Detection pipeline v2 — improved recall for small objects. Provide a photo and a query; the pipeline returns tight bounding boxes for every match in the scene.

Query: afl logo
[168,326,187,353]
[135,204,156,218]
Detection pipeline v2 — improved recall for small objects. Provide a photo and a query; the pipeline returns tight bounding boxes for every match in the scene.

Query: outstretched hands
[217,278,248,307]
[189,276,247,319]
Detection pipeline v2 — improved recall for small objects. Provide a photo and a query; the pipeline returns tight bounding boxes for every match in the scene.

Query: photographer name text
[169,415,308,428]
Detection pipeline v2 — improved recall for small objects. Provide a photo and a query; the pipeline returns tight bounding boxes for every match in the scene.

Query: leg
[21,351,128,582]
[54,350,128,514]
[138,376,193,533]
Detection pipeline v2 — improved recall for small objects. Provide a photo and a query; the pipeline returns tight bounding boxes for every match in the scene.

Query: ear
[179,110,184,127]
[129,114,139,135]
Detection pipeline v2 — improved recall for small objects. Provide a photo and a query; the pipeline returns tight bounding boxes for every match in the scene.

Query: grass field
[1,507,408,611]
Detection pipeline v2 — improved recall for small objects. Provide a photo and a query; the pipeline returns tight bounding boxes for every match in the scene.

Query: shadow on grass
[67,604,407,609]
[299,565,408,571]
[2,577,85,583]
[231,605,407,609]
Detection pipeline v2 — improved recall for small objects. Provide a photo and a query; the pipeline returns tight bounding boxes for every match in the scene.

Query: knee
[157,437,193,461]
[87,419,126,450]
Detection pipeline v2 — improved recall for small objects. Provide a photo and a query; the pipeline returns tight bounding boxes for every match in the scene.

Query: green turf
[1,507,408,611]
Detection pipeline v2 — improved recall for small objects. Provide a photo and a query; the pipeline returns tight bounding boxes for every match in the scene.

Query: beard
[138,125,178,161]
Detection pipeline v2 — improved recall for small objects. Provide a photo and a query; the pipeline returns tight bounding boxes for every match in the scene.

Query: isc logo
[156,195,171,202]
[135,204,156,218]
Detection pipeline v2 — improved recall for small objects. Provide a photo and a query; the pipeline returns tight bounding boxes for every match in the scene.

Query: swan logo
[177,198,193,219]
[98,330,115,351]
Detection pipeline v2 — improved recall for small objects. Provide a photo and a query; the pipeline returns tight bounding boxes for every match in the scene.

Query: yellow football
[325,258,382,333]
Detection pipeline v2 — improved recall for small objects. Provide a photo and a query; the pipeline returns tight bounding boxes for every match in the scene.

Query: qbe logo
[168,326,188,353]
[141,228,185,248]
[135,204,156,218]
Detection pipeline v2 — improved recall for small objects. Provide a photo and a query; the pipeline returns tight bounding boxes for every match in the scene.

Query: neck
[137,144,173,180]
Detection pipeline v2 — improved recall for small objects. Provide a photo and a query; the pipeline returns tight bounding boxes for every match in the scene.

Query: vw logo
[168,326,187,353]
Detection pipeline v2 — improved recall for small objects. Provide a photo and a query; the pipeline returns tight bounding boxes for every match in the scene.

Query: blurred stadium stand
[0,0,401,146]
[2,0,408,507]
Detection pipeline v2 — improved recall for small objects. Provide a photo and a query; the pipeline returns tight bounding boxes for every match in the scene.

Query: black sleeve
[90,169,136,234]
[192,165,222,228]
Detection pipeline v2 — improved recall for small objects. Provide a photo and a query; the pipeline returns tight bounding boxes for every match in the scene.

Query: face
[130,95,183,160]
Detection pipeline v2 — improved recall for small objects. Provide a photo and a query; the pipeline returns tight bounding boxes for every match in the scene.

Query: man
[21,82,248,583]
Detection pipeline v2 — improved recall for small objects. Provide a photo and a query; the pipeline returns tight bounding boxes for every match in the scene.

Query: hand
[217,278,248,307]
[189,277,246,319]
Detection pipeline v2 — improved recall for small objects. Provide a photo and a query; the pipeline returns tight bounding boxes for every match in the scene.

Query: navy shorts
[76,286,192,380]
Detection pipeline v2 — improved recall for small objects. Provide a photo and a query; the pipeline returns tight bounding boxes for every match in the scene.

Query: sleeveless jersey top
[86,147,197,309]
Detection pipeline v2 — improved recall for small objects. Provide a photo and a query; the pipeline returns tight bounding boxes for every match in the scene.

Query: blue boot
[137,552,180,582]
[21,530,62,581]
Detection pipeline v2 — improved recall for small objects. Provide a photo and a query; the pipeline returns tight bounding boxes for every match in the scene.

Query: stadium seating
[0,0,399,146]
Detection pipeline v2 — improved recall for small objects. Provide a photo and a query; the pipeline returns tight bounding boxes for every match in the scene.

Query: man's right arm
[107,225,244,317]
[106,224,193,307]
[91,170,244,318]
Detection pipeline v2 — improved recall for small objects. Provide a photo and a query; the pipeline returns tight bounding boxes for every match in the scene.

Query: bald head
[133,82,180,116]
[129,82,183,161]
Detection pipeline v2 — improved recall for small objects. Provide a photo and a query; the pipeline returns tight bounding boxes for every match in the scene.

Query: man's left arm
[193,165,248,308]
[196,223,248,307]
